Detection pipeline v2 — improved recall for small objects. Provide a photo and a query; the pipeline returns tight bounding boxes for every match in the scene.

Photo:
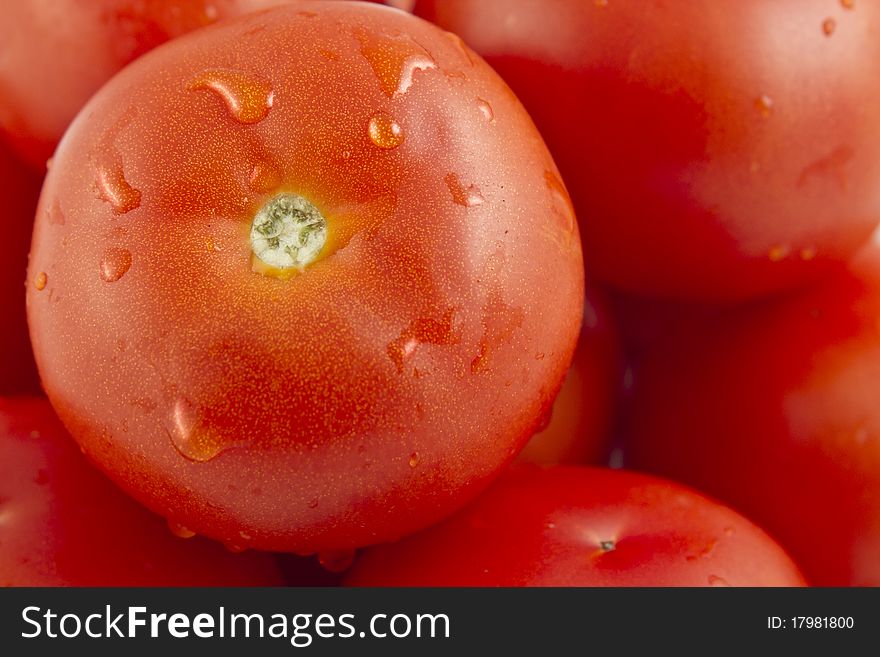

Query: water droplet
[189,68,274,124]
[595,0,609,7]
[308,498,319,509]
[99,248,132,283]
[96,160,141,214]
[544,170,576,233]
[723,527,734,537]
[754,95,773,118]
[444,31,474,66]
[318,549,356,573]
[47,199,65,225]
[471,286,524,374]
[238,530,253,541]
[355,28,438,97]
[167,520,196,539]
[204,4,218,20]
[33,272,48,291]
[822,17,836,36]
[248,159,281,193]
[545,522,556,530]
[476,98,495,122]
[408,452,420,468]
[800,246,817,261]
[445,172,484,207]
[387,308,460,373]
[167,398,234,463]
[841,0,855,8]
[708,575,731,587]
[225,542,247,553]
[368,112,405,149]
[768,244,790,262]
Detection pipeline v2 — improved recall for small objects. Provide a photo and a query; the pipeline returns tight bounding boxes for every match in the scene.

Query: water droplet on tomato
[368,112,405,149]
[355,28,437,97]
[822,17,836,36]
[204,4,218,20]
[387,308,460,373]
[248,159,281,193]
[308,498,319,509]
[841,0,855,8]
[33,272,48,291]
[96,160,141,214]
[167,398,233,463]
[708,575,731,587]
[99,248,132,283]
[225,542,247,553]
[318,549,356,573]
[167,520,196,539]
[595,0,609,7]
[754,95,774,118]
[408,452,420,468]
[189,68,274,124]
[476,98,495,122]
[768,245,790,261]
[800,246,817,261]
[723,526,735,537]
[445,173,484,207]
[443,30,474,66]
[545,170,576,233]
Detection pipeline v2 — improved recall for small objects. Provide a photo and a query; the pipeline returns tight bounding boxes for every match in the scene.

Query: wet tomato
[415,0,880,301]
[344,465,806,586]
[0,0,297,169]
[626,237,880,585]
[27,3,583,555]
[0,397,282,586]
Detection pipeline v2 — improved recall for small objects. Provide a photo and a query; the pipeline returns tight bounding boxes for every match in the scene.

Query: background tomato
[0,0,300,169]
[517,287,621,466]
[27,3,583,555]
[344,465,806,586]
[0,140,41,395]
[625,238,880,586]
[0,397,282,586]
[415,0,880,301]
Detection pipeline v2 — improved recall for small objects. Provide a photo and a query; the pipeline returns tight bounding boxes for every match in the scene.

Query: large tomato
[344,465,806,586]
[0,397,282,586]
[415,0,880,301]
[625,238,880,586]
[0,140,41,394]
[0,0,299,169]
[27,3,583,555]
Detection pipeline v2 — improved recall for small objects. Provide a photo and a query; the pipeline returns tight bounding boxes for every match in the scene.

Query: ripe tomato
[415,0,880,301]
[0,0,299,169]
[344,465,806,586]
[625,238,880,586]
[0,140,41,395]
[0,397,282,586]
[517,287,620,466]
[27,3,583,555]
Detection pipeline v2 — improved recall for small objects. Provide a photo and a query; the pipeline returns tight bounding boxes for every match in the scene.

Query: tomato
[27,3,583,555]
[625,238,880,586]
[0,140,41,395]
[415,0,880,301]
[0,0,301,169]
[0,397,282,586]
[344,465,806,586]
[517,287,620,466]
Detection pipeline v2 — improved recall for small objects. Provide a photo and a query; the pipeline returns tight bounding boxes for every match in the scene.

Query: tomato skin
[415,0,880,301]
[344,465,806,586]
[0,397,282,586]
[27,3,583,554]
[625,239,880,586]
[0,140,41,395]
[517,287,621,466]
[0,0,299,169]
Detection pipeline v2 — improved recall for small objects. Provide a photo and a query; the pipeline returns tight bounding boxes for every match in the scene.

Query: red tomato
[0,140,41,394]
[0,0,298,169]
[0,397,282,586]
[415,0,880,301]
[27,3,583,555]
[517,287,620,465]
[625,238,880,586]
[344,465,806,586]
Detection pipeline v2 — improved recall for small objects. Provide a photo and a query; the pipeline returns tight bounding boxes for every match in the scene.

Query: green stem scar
[250,193,327,271]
